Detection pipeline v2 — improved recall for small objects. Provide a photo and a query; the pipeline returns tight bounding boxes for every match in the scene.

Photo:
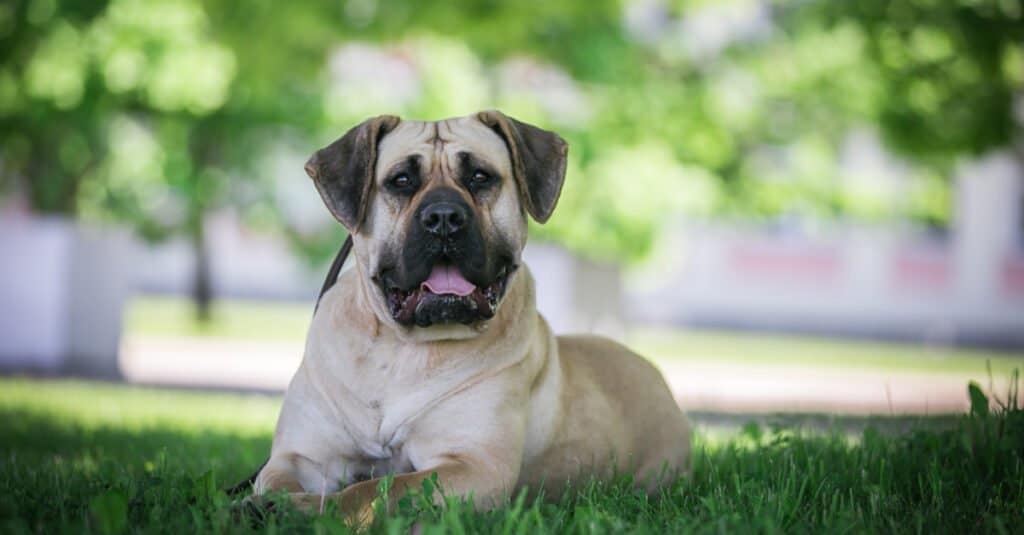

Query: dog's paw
[284,492,322,512]
[231,494,278,527]
[286,492,377,526]
[338,491,380,527]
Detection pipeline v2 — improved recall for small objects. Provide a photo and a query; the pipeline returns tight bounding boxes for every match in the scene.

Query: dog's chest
[317,349,468,468]
[298,324,507,490]
[295,372,419,490]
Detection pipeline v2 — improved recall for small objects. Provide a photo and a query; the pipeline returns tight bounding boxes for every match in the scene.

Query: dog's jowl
[253,110,690,522]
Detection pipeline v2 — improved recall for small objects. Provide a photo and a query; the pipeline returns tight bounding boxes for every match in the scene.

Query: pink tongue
[422,265,476,296]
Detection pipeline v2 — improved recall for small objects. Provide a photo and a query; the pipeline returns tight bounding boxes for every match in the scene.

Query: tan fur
[254,113,690,524]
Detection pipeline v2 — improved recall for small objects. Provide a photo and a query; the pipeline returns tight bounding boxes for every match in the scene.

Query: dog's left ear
[477,110,568,223]
[305,115,401,232]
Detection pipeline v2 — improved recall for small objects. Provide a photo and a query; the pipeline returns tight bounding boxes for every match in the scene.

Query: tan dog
[253,111,690,522]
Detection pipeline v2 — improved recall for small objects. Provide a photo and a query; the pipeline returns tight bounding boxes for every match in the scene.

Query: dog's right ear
[304,115,401,232]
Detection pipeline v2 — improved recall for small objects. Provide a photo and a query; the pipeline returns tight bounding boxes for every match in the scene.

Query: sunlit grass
[628,328,1024,377]
[0,379,279,436]
[124,296,312,341]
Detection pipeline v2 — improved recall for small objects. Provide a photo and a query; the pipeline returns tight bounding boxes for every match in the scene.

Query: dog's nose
[420,201,468,237]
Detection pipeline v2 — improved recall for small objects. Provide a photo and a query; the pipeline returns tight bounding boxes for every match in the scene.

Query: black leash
[224,459,267,497]
[225,235,354,497]
[315,235,353,313]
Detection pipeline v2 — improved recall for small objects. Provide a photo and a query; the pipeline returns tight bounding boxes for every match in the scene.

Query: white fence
[630,153,1024,345]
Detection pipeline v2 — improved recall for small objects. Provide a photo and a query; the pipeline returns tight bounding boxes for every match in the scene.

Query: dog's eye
[461,166,497,194]
[387,173,418,193]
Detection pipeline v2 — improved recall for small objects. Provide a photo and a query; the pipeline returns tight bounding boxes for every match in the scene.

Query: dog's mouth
[379,261,516,327]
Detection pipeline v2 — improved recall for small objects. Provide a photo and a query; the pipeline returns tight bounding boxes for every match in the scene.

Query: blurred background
[1,0,1023,417]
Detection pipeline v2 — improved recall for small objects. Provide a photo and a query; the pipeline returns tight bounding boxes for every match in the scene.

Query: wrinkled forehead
[375,116,512,178]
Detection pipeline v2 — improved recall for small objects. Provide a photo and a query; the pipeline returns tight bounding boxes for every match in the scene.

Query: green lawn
[1,378,1021,533]
[126,296,1024,376]
[124,297,312,342]
[630,328,1024,377]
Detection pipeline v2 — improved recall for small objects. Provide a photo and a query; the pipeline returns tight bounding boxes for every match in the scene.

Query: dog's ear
[477,110,568,223]
[304,115,401,232]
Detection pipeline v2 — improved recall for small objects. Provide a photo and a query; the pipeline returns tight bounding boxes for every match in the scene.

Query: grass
[124,297,312,342]
[126,296,1024,377]
[630,328,1024,377]
[1,378,1022,533]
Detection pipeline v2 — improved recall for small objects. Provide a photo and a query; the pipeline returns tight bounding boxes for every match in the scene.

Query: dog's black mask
[374,187,516,327]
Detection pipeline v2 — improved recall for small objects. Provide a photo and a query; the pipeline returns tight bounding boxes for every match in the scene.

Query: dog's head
[304,110,568,339]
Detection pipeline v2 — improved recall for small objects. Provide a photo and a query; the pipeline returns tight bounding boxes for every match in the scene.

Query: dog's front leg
[287,457,514,525]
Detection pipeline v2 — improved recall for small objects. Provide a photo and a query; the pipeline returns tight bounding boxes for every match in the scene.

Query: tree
[1,0,330,320]
[6,0,1011,308]
[800,0,1024,171]
[0,1,113,214]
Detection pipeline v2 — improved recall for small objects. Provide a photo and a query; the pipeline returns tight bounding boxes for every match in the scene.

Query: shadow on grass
[0,408,273,533]
[1,400,1022,533]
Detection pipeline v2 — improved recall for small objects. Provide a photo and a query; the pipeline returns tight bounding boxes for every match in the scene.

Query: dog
[251,110,690,522]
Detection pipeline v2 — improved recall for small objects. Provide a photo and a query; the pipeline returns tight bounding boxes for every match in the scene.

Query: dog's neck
[295,261,555,463]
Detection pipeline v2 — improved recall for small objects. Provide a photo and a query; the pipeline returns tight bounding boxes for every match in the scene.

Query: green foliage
[2,0,1021,262]
[0,0,323,232]
[0,378,1022,533]
[798,0,1024,164]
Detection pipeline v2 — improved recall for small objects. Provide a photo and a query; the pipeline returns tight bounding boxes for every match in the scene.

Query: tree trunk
[186,119,223,324]
[190,211,213,323]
